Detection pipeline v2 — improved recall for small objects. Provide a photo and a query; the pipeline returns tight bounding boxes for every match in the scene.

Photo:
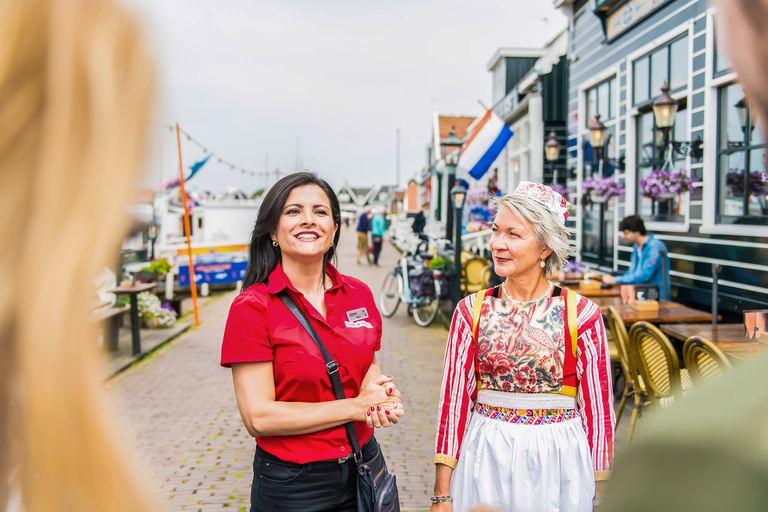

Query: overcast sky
[126,0,567,194]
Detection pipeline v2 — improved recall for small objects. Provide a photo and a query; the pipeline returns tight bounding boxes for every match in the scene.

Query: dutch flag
[458,109,513,180]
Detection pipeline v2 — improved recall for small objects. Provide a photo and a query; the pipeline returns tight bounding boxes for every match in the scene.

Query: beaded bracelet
[431,495,453,504]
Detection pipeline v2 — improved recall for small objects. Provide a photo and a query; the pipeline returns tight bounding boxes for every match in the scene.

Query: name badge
[347,307,369,322]
[345,320,374,329]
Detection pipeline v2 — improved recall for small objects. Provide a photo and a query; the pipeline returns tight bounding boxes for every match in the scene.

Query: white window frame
[701,8,768,236]
[624,21,693,234]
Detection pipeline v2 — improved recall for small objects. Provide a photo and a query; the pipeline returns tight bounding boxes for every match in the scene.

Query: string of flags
[163,124,270,178]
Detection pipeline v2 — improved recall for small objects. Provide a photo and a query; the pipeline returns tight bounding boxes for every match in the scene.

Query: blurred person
[431,182,614,512]
[601,215,670,299]
[356,205,372,264]
[0,0,156,510]
[412,203,429,244]
[602,2,768,510]
[371,207,386,266]
[222,172,405,512]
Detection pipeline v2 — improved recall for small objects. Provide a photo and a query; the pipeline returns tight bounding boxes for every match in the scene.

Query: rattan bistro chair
[683,335,732,385]
[462,257,489,295]
[628,322,693,410]
[607,306,647,444]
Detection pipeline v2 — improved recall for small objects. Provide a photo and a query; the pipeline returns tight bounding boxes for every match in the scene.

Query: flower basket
[725,170,768,197]
[639,169,694,199]
[583,177,624,206]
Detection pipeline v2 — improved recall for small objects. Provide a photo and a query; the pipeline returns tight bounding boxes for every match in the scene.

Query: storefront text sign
[607,0,670,40]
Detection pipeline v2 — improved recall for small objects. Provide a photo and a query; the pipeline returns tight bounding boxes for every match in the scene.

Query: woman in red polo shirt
[221,172,404,512]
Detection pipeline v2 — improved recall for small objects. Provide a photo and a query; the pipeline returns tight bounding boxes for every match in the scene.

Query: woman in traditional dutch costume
[430,182,615,512]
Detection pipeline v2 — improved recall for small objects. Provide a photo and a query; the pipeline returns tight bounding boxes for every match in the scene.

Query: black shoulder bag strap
[276,289,363,458]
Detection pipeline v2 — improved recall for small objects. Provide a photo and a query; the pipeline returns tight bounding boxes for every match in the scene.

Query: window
[636,106,689,222]
[586,77,616,125]
[716,83,768,225]
[713,20,733,78]
[633,35,689,106]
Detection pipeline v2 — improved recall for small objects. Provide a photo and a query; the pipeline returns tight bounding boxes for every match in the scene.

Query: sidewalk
[106,229,449,511]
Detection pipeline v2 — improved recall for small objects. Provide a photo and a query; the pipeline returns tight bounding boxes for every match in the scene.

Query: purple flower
[639,169,695,198]
[726,170,768,196]
[583,177,624,202]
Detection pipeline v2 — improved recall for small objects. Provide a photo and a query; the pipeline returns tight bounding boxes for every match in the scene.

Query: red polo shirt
[221,262,381,464]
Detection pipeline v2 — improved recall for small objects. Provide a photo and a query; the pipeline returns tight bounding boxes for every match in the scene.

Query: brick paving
[107,227,449,511]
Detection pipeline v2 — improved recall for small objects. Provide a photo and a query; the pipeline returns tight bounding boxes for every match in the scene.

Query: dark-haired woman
[221,172,405,512]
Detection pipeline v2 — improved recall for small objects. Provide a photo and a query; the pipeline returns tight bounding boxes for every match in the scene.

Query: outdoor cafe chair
[628,322,693,410]
[607,306,648,445]
[462,256,489,295]
[683,335,732,385]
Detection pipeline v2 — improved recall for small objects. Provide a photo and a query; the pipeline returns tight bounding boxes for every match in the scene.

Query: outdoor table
[560,283,622,297]
[107,282,157,356]
[659,323,768,361]
[591,297,714,325]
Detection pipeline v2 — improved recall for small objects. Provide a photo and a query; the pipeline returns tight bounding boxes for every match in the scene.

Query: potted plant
[137,291,177,328]
[639,169,695,200]
[559,259,585,280]
[725,170,768,197]
[136,257,173,283]
[582,177,624,205]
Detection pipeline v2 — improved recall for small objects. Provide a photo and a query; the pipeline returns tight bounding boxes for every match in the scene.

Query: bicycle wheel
[412,277,440,326]
[379,271,402,317]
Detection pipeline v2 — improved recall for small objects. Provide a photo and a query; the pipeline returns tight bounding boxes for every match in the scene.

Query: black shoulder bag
[277,290,400,512]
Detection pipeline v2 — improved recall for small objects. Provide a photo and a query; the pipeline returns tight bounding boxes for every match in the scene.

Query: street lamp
[652,82,678,151]
[450,182,467,307]
[735,96,758,135]
[588,114,607,177]
[545,131,560,185]
[148,218,159,260]
[441,128,465,241]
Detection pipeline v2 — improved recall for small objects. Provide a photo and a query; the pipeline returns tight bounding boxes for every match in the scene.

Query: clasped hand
[357,375,405,428]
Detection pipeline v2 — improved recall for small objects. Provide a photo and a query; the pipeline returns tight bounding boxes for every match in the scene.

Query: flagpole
[176,123,200,326]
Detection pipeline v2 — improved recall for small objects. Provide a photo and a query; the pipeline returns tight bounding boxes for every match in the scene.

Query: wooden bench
[91,305,130,351]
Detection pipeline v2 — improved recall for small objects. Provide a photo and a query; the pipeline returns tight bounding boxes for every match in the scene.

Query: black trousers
[373,239,383,265]
[250,437,378,512]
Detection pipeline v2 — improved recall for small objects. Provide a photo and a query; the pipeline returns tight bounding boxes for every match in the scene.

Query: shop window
[636,106,689,222]
[716,83,768,225]
[713,20,733,78]
[633,35,689,106]
[586,77,616,126]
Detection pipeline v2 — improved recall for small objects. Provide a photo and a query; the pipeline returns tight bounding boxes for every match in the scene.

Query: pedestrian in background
[412,203,429,244]
[0,0,157,510]
[356,205,372,264]
[371,207,387,266]
[222,172,405,512]
[431,182,614,512]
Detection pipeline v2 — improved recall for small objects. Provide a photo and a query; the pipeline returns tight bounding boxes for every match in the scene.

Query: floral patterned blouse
[434,286,615,478]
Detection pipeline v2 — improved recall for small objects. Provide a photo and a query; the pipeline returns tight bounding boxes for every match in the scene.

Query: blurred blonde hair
[0,0,155,510]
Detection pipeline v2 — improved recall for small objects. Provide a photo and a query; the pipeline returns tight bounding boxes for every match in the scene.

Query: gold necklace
[501,281,553,304]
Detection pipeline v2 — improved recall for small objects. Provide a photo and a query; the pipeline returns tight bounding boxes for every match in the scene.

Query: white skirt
[451,391,595,512]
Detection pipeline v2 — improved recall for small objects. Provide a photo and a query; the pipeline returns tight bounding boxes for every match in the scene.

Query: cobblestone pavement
[107,228,448,512]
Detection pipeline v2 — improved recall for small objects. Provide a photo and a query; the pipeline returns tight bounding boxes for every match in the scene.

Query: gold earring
[330,241,333,247]
[272,240,279,247]
[540,260,546,268]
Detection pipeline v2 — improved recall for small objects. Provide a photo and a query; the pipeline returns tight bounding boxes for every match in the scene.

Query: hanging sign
[606,0,670,40]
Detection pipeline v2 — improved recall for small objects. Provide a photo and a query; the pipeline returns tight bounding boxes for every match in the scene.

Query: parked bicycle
[379,239,450,327]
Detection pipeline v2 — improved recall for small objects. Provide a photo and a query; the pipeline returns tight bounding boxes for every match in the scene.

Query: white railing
[461,229,492,253]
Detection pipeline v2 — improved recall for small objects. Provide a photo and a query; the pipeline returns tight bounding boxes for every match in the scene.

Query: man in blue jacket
[602,215,670,299]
